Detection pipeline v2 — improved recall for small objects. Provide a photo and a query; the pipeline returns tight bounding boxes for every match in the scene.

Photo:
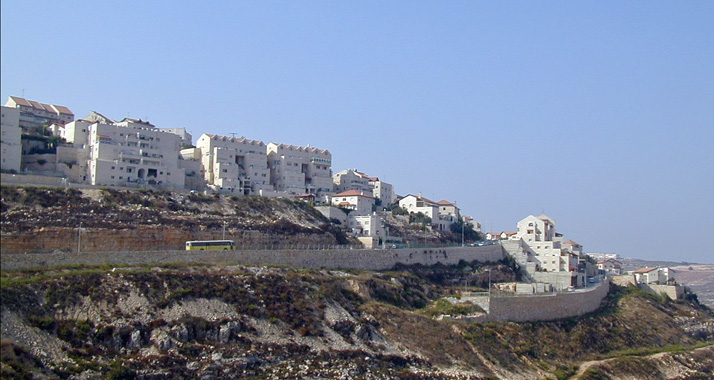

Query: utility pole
[488,269,492,298]
[222,221,227,240]
[78,222,82,253]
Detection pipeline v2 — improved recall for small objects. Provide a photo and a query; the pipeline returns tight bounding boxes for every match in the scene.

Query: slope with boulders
[1,260,712,380]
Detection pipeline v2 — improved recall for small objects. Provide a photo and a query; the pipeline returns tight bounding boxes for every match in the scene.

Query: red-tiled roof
[8,96,32,107]
[334,190,373,198]
[634,267,658,274]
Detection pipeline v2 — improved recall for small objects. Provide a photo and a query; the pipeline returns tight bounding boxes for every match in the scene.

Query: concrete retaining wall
[0,244,505,272]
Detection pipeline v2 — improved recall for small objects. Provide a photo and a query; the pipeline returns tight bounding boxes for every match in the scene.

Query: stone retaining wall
[476,280,610,322]
[0,244,505,271]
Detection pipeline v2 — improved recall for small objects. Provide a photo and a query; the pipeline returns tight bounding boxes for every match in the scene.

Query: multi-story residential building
[333,169,372,195]
[178,147,204,191]
[369,177,394,206]
[57,119,92,147]
[514,214,582,273]
[515,214,557,243]
[267,143,332,196]
[4,96,74,129]
[196,134,271,195]
[331,190,375,215]
[159,127,193,147]
[333,169,395,207]
[347,214,385,238]
[1,106,22,172]
[86,118,185,188]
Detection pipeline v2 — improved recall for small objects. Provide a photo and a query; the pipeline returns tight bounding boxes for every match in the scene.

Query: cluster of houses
[0,96,686,296]
[1,96,469,246]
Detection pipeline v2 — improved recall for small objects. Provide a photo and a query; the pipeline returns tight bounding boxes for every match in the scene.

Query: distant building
[4,96,74,129]
[588,253,620,261]
[486,231,518,240]
[1,106,22,172]
[598,258,622,275]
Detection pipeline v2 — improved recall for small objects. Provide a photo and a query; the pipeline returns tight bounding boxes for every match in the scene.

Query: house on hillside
[634,267,673,285]
[398,194,439,223]
[331,190,375,215]
[598,258,622,275]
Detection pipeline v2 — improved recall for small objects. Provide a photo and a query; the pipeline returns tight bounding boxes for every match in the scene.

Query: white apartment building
[514,214,582,273]
[4,96,74,129]
[331,190,375,215]
[57,120,92,146]
[267,143,332,196]
[87,119,185,188]
[347,213,385,238]
[515,214,557,242]
[333,169,372,195]
[1,106,22,172]
[159,127,193,147]
[196,134,271,195]
[369,177,394,206]
[178,147,204,191]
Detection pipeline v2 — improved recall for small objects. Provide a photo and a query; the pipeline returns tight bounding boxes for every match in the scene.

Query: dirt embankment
[1,186,350,253]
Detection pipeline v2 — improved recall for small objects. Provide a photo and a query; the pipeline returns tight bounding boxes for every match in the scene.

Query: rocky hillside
[1,261,712,380]
[0,186,352,253]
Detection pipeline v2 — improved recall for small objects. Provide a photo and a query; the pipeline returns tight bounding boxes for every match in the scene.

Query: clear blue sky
[2,1,713,263]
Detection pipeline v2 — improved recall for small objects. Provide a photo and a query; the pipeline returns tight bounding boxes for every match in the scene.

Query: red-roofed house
[331,190,375,215]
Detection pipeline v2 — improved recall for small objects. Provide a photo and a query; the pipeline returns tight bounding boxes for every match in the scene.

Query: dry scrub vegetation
[1,261,712,380]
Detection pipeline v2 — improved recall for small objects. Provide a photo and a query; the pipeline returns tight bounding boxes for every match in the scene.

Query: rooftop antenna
[229,133,238,138]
